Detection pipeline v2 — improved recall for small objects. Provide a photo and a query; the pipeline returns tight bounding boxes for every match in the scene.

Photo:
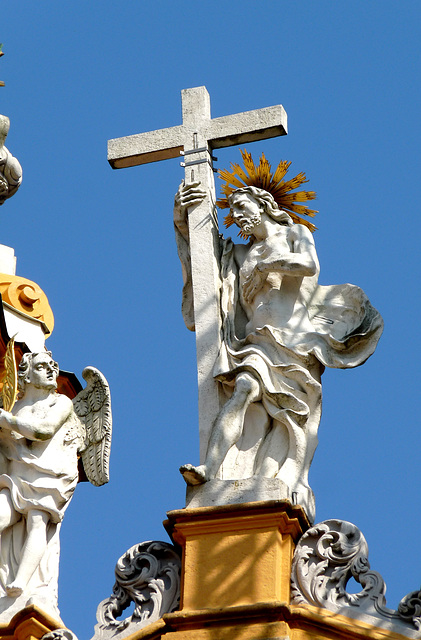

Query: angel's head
[18,351,59,393]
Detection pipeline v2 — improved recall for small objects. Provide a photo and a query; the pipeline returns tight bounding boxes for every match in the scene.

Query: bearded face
[229,193,262,236]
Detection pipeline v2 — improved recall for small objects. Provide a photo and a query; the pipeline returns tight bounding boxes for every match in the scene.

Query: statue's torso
[5,394,79,477]
[234,226,316,337]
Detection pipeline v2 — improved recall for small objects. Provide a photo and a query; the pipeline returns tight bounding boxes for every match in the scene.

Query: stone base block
[185,477,291,509]
[185,478,315,523]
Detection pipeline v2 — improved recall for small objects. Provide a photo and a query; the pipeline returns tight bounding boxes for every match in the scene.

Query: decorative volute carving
[92,541,181,640]
[291,519,421,637]
[43,630,79,640]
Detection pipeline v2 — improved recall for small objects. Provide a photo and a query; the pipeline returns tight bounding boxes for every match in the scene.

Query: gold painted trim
[0,605,63,640]
[0,275,54,335]
[165,500,310,544]
[113,602,413,640]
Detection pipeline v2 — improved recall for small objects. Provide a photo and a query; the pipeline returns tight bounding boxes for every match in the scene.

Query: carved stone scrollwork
[42,630,79,640]
[291,519,421,637]
[91,541,181,640]
[399,591,421,630]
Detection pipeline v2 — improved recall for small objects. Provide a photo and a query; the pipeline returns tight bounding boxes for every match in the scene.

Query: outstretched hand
[242,265,267,304]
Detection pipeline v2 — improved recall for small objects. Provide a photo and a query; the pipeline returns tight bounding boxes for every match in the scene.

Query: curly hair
[18,351,59,392]
[228,186,293,227]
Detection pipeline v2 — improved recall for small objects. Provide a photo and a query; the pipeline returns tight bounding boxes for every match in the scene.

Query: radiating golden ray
[289,204,318,217]
[217,149,318,230]
[272,160,291,183]
[2,336,17,412]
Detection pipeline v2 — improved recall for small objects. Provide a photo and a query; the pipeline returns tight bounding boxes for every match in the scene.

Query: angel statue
[0,350,111,620]
[176,150,383,523]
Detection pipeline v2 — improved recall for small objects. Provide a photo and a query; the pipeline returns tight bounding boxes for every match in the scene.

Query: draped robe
[175,222,383,521]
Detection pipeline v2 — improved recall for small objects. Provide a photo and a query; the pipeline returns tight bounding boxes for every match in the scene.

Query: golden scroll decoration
[0,274,54,334]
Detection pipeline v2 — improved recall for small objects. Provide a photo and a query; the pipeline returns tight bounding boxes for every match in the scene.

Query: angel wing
[72,367,112,487]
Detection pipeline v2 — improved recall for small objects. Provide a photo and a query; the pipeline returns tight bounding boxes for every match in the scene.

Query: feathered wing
[72,367,112,487]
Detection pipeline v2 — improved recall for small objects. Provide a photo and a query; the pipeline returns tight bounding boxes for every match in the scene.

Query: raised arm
[0,394,73,441]
[174,181,207,332]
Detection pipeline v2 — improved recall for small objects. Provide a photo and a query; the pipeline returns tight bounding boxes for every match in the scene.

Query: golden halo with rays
[216,149,318,234]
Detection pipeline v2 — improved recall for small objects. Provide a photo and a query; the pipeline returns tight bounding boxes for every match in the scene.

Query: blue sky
[2,2,421,637]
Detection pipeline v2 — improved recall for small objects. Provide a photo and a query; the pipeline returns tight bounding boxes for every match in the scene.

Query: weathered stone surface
[185,477,294,510]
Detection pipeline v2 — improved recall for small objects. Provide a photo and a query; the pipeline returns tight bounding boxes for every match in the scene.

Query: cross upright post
[108,86,287,461]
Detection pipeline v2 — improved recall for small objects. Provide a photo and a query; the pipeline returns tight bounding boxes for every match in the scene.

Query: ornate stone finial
[0,114,22,206]
[92,541,181,640]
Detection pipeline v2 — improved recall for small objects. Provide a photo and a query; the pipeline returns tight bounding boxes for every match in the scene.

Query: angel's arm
[0,395,73,441]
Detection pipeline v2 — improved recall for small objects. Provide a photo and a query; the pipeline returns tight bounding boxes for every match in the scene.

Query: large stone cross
[108,86,287,461]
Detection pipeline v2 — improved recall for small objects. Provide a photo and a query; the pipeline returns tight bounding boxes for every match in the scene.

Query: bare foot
[5,582,23,597]
[180,464,207,486]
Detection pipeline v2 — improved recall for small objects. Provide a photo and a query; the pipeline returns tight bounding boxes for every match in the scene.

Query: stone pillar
[165,501,309,612]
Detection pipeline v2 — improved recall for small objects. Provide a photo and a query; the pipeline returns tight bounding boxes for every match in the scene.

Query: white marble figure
[0,351,111,620]
[176,182,383,519]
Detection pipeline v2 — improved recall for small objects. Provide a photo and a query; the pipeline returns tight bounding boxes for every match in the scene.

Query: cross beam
[108,86,287,462]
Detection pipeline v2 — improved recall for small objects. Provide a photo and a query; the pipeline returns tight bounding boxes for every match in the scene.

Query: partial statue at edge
[0,114,22,206]
[175,151,382,522]
[0,349,112,619]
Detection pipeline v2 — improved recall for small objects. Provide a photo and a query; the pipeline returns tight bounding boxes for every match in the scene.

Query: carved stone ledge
[291,519,421,637]
[91,541,181,640]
